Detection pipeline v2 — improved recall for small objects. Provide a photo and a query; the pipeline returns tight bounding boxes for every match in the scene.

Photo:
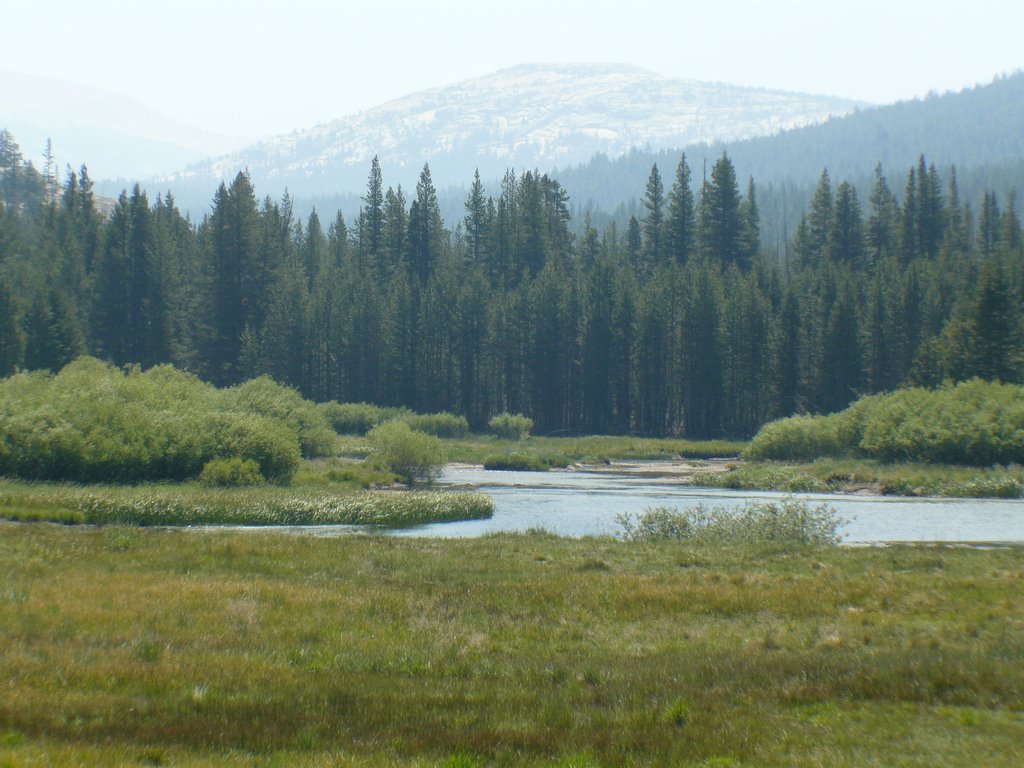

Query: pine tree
[681,264,723,436]
[739,177,761,264]
[666,154,695,265]
[358,156,385,270]
[915,156,945,260]
[698,153,746,268]
[829,181,866,265]
[463,169,489,267]
[771,287,801,417]
[301,208,326,285]
[820,274,861,412]
[408,164,445,283]
[977,192,1001,258]
[641,164,664,269]
[0,281,24,374]
[204,171,259,385]
[960,256,1023,382]
[797,170,833,267]
[867,163,899,265]
[625,216,642,269]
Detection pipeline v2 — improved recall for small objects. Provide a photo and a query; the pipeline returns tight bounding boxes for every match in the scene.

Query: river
[389,464,1024,543]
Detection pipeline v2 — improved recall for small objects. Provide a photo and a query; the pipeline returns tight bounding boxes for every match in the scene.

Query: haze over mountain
[161,63,864,209]
[0,71,244,181]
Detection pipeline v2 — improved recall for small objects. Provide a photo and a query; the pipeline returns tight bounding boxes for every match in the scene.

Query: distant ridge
[0,71,242,180]
[162,63,864,204]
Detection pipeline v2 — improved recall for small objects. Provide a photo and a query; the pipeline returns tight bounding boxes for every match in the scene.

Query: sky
[4,0,1023,141]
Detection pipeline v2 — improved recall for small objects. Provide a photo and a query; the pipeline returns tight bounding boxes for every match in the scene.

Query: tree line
[1,128,1021,438]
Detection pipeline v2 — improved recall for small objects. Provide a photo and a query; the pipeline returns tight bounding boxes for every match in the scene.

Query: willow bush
[488,412,534,440]
[745,380,1024,466]
[366,421,446,486]
[0,358,316,483]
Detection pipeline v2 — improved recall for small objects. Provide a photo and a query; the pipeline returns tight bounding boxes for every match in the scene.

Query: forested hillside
[1,128,1022,438]
[556,72,1024,211]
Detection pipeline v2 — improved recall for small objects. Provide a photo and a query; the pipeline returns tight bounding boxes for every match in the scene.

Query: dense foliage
[747,379,1024,466]
[2,128,1022,439]
[366,420,446,486]
[0,357,339,483]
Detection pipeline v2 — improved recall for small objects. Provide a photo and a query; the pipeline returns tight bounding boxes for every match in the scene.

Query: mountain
[163,63,864,209]
[0,72,243,181]
[550,71,1024,247]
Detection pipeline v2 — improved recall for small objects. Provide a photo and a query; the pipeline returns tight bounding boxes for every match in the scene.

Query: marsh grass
[0,525,1021,766]
[617,499,844,546]
[697,458,1024,498]
[0,480,493,527]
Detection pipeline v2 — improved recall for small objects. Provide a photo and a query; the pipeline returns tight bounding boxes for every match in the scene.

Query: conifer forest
[1,129,1022,439]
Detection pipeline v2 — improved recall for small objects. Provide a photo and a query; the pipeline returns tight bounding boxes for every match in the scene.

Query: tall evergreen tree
[358,156,384,270]
[666,154,695,265]
[698,154,746,268]
[867,163,900,265]
[829,181,866,265]
[204,171,259,385]
[641,164,665,269]
[408,164,445,283]
[463,169,489,268]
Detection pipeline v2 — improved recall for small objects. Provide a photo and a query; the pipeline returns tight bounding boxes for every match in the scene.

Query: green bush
[745,380,1024,467]
[228,376,335,458]
[744,413,847,462]
[403,412,470,438]
[318,401,408,435]
[0,358,307,484]
[482,451,571,471]
[198,458,264,487]
[617,499,843,546]
[483,452,549,471]
[488,412,534,440]
[366,421,445,486]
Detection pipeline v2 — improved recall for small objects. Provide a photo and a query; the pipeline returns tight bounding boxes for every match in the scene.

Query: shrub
[617,498,843,546]
[228,376,335,458]
[320,402,387,435]
[403,412,470,438]
[745,380,1024,467]
[483,452,549,471]
[482,451,571,471]
[744,413,847,462]
[366,421,445,486]
[198,458,264,487]
[488,412,534,440]
[0,358,307,484]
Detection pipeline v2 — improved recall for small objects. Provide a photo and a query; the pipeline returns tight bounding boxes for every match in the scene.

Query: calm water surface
[390,464,1024,543]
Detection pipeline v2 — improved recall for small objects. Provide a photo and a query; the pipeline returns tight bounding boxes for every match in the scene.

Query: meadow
[1,524,1021,766]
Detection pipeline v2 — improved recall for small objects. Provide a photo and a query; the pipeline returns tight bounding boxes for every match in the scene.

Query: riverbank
[695,458,1024,498]
[2,523,1021,766]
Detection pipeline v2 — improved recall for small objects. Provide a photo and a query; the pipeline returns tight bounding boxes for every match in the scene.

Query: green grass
[0,478,493,528]
[415,434,747,465]
[0,524,1022,765]
[696,459,1024,498]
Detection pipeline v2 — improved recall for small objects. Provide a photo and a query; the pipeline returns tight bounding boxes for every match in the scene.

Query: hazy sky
[5,0,1022,140]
